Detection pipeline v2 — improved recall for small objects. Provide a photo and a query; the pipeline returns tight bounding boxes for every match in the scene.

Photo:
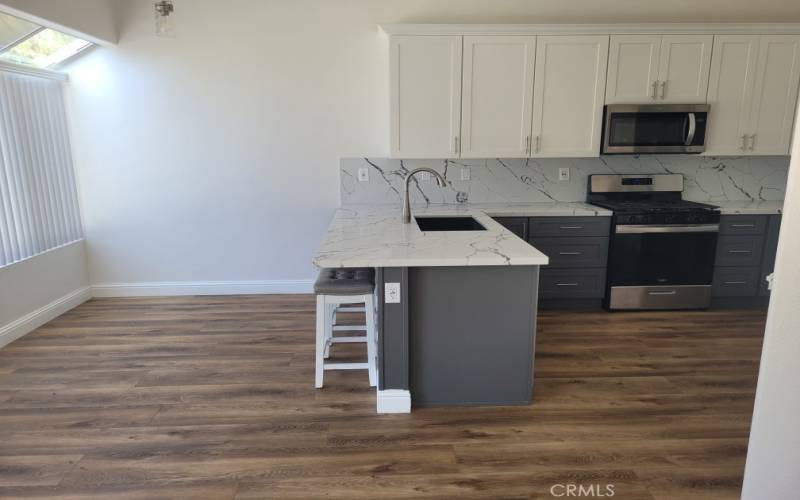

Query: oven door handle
[616,224,719,234]
[685,112,697,146]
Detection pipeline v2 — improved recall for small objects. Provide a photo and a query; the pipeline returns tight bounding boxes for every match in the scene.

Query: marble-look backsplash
[340,156,789,205]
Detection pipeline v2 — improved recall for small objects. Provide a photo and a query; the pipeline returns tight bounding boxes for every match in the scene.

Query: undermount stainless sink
[415,216,486,232]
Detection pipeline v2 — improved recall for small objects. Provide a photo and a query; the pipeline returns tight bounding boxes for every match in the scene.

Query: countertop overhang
[311,204,603,268]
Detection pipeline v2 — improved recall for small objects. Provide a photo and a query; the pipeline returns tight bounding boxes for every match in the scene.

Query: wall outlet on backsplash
[357,167,369,182]
[559,167,570,181]
[340,157,789,205]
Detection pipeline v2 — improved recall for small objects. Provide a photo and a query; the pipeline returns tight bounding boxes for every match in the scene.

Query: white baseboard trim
[0,286,92,348]
[376,389,411,413]
[91,280,314,297]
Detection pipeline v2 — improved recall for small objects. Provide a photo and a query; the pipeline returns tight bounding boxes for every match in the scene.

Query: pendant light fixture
[155,0,175,38]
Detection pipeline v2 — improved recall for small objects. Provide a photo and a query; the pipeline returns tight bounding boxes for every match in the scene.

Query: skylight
[0,12,92,69]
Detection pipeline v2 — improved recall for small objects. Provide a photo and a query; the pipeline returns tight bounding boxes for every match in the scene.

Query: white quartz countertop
[710,200,783,215]
[313,204,554,268]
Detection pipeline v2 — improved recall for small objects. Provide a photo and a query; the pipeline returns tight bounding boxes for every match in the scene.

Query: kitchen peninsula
[314,203,594,410]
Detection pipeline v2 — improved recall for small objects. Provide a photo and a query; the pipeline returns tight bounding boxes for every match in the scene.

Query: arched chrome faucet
[402,168,447,223]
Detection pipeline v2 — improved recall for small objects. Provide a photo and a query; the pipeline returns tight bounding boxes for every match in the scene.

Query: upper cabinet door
[747,35,800,155]
[460,36,536,158]
[531,36,609,157]
[390,36,462,158]
[656,35,713,103]
[606,35,661,104]
[705,35,759,155]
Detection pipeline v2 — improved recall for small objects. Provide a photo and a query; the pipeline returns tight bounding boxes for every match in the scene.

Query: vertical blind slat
[0,71,83,268]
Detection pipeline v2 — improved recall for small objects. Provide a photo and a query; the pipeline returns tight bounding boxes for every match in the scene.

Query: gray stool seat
[314,268,375,295]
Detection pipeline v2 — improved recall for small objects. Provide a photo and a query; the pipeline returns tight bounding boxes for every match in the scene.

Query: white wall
[63,0,800,290]
[0,241,90,346]
[741,103,800,498]
[0,0,117,45]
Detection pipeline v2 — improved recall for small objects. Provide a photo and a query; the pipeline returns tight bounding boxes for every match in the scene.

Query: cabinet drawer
[719,215,768,236]
[715,236,764,267]
[539,268,606,299]
[712,267,759,297]
[529,237,609,268]
[528,217,610,237]
[493,217,528,240]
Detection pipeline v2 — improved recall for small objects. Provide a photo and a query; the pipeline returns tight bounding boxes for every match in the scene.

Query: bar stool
[314,268,377,388]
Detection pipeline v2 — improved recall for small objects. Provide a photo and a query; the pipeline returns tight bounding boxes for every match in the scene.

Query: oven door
[603,104,708,154]
[606,224,719,309]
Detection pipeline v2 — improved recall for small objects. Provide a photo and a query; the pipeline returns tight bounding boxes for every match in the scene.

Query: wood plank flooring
[0,296,766,499]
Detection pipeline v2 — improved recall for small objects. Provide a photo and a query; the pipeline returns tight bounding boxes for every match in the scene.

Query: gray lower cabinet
[712,214,780,305]
[714,236,764,267]
[712,267,760,297]
[528,216,610,237]
[528,237,609,268]
[493,216,611,305]
[539,268,606,299]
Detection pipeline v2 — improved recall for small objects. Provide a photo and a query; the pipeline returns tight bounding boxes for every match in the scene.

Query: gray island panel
[405,266,539,406]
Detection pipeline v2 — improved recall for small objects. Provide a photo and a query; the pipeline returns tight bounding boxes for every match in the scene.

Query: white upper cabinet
[657,35,713,103]
[747,35,800,155]
[531,36,609,157]
[606,35,712,104]
[605,35,662,104]
[706,34,800,155]
[460,36,536,158]
[390,36,462,158]
[706,35,759,155]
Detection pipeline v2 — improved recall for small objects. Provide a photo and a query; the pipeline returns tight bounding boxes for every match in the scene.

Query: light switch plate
[385,282,401,304]
[559,167,570,181]
[461,167,471,181]
[357,168,369,182]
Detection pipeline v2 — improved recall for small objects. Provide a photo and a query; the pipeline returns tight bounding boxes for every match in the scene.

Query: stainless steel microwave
[602,104,710,154]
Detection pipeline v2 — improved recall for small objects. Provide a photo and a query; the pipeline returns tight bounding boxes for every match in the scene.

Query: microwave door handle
[684,112,696,146]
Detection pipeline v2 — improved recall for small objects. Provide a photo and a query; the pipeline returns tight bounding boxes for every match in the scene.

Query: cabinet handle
[749,134,756,151]
[454,136,460,155]
[651,81,658,99]
[728,250,751,254]
[740,135,748,151]
[534,135,541,153]
[724,281,748,285]
[525,135,531,155]
[649,290,677,296]
[559,226,583,230]
[659,80,667,99]
[731,224,755,228]
[559,251,582,256]
[556,283,579,287]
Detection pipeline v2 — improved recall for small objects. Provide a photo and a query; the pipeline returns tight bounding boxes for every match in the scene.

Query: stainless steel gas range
[588,174,721,310]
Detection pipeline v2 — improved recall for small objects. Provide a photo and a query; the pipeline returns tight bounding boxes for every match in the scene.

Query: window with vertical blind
[0,70,83,268]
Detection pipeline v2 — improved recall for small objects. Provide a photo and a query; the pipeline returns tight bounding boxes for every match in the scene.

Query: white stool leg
[315,294,327,388]
[365,294,378,387]
[324,303,334,359]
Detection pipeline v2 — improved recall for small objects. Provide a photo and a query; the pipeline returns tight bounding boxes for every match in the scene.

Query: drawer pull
[559,251,582,256]
[728,250,752,254]
[648,290,677,296]
[724,281,748,285]
[559,226,583,230]
[731,224,756,228]
[555,283,579,287]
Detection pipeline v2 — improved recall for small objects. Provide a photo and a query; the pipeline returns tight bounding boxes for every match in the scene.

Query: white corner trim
[91,280,314,297]
[379,23,800,36]
[377,389,411,414]
[0,286,92,348]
